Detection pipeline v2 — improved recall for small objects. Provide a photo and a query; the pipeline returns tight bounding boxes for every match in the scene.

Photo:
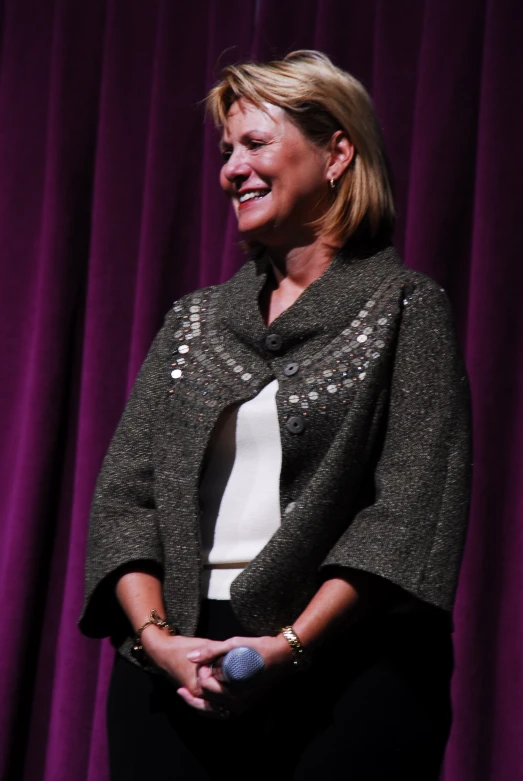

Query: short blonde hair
[206,50,395,246]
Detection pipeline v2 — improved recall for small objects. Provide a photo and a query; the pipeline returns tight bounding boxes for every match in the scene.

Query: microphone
[212,646,265,686]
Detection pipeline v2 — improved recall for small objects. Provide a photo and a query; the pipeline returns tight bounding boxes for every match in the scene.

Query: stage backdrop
[1,1,522,779]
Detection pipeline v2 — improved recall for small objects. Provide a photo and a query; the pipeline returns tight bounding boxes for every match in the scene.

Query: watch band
[280,625,311,670]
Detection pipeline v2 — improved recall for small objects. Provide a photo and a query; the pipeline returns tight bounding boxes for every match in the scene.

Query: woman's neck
[261,237,339,326]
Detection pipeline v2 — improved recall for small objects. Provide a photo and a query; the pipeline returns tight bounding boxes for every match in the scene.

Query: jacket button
[265,333,282,351]
[286,415,306,434]
[283,361,299,376]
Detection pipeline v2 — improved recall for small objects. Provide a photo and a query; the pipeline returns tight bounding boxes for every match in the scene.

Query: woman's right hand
[140,626,209,698]
[113,570,214,701]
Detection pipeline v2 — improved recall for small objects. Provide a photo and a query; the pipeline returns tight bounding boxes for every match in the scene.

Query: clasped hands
[140,629,294,718]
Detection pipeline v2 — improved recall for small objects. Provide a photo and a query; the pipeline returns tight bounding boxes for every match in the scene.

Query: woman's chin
[237,221,272,244]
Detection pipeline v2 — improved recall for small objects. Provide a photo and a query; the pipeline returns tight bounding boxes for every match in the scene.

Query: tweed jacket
[79,244,472,662]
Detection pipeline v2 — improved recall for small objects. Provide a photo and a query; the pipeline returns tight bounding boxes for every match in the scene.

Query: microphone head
[221,646,265,684]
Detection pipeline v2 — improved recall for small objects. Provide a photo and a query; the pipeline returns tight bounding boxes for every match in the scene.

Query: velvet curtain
[1,1,522,779]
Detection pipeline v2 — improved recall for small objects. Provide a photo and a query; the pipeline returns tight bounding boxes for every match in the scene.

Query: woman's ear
[326,130,354,183]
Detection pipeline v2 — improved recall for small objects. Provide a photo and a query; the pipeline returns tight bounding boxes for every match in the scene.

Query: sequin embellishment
[168,289,259,422]
[280,279,408,414]
[169,277,415,423]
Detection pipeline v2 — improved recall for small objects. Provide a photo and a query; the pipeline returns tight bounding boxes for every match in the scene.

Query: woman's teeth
[238,190,269,204]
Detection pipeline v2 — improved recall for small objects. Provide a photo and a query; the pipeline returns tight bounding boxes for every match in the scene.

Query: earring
[329,178,336,190]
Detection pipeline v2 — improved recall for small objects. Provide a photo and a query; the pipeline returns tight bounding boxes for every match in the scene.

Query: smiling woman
[79,51,471,781]
[218,100,349,248]
[208,50,395,249]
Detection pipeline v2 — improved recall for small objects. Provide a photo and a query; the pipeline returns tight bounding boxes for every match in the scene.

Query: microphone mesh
[222,646,265,683]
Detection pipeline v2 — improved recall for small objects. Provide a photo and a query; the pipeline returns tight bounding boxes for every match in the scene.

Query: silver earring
[329,178,336,190]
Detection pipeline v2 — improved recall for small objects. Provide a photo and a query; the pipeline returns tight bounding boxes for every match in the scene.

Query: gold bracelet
[280,625,311,670]
[132,609,175,661]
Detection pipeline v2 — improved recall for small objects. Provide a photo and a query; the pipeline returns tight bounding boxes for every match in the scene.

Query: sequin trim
[168,277,416,423]
[279,277,412,416]
[168,288,259,424]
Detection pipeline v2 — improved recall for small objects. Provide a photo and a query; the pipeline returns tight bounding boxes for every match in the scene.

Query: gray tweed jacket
[79,245,472,662]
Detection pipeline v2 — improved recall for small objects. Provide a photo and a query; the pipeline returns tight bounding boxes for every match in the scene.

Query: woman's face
[219,100,331,248]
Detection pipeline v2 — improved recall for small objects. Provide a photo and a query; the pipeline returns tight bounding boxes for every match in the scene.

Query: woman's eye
[221,150,232,162]
[248,140,263,150]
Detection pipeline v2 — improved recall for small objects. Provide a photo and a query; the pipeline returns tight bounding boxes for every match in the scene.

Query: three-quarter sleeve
[321,279,472,611]
[78,325,168,639]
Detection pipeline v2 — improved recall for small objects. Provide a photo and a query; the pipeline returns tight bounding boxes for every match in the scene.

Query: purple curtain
[1,1,522,779]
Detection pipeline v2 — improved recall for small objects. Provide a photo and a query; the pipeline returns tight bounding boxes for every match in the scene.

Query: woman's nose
[222,149,250,182]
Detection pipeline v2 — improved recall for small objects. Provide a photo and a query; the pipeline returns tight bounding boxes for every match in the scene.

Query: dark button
[286,415,306,434]
[283,361,299,377]
[265,333,282,351]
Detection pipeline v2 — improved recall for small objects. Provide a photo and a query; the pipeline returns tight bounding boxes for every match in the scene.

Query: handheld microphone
[212,646,265,686]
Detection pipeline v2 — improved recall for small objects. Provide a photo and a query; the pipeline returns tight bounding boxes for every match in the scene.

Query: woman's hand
[177,633,295,717]
[140,626,214,701]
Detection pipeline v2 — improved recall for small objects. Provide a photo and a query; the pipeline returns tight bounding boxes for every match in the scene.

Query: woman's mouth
[237,189,271,207]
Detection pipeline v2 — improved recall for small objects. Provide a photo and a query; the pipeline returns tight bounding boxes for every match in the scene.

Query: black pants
[107,601,453,780]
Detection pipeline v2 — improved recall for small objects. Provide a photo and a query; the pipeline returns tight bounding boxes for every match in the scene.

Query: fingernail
[187,650,200,660]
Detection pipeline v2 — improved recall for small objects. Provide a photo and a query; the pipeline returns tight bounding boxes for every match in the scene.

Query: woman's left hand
[176,634,294,717]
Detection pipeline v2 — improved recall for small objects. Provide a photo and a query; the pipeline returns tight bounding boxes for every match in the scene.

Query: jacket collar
[218,243,404,357]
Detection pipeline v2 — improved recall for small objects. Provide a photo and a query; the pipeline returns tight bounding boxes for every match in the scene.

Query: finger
[196,667,233,699]
[197,665,220,687]
[198,664,214,681]
[199,674,226,696]
[176,687,211,712]
[186,640,237,664]
[177,688,232,719]
[197,666,239,702]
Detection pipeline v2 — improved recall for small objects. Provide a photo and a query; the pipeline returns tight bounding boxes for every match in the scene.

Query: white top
[198,380,282,599]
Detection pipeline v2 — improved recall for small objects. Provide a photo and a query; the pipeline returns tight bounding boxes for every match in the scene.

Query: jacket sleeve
[321,278,472,611]
[78,322,169,638]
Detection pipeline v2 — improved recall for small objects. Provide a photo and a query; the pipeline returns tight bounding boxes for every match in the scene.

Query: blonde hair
[206,50,395,246]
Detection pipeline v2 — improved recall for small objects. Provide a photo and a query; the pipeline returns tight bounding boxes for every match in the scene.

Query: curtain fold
[0,1,521,779]
[444,1,523,779]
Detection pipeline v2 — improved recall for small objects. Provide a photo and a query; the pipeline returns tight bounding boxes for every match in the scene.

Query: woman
[79,51,471,780]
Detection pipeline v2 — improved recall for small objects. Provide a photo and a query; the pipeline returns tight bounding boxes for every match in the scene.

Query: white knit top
[198,380,282,599]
